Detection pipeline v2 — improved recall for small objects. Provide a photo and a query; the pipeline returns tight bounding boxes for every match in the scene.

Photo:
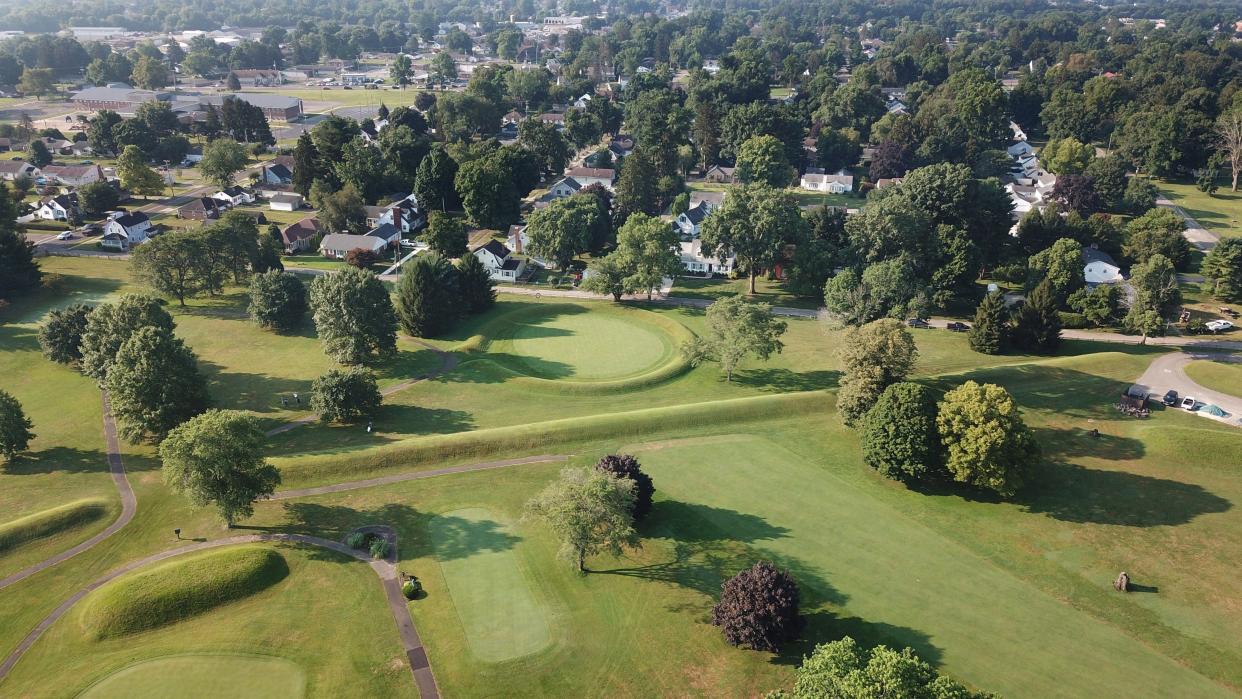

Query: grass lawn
[80,654,306,699]
[259,88,419,109]
[1183,358,1242,397]
[1159,179,1242,239]
[669,275,820,309]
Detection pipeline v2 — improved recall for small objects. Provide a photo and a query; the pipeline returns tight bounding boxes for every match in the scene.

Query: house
[213,186,254,207]
[100,230,130,251]
[259,162,293,185]
[675,192,725,238]
[103,211,153,248]
[0,161,39,181]
[564,167,614,190]
[40,164,103,187]
[573,93,593,109]
[1007,140,1035,158]
[472,240,526,281]
[268,193,304,211]
[0,137,11,151]
[365,222,402,247]
[538,112,566,129]
[545,177,582,199]
[35,193,80,221]
[280,216,322,253]
[320,233,387,259]
[874,177,903,190]
[502,110,524,125]
[37,137,75,155]
[608,134,635,157]
[178,197,225,220]
[703,165,735,183]
[1006,183,1045,219]
[1083,246,1124,285]
[679,239,735,275]
[800,168,854,194]
[227,69,283,87]
[365,196,424,234]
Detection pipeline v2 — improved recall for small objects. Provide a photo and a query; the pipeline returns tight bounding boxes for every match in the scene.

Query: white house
[564,167,614,190]
[213,185,255,206]
[319,233,386,259]
[103,212,152,248]
[573,93,593,109]
[0,161,39,181]
[41,164,103,187]
[472,240,526,281]
[259,162,293,184]
[1083,247,1124,285]
[679,239,735,276]
[35,194,79,221]
[268,193,304,211]
[546,177,581,199]
[800,168,854,194]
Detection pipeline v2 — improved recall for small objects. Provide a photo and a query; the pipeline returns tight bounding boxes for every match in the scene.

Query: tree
[414,147,458,212]
[38,304,92,365]
[611,149,660,224]
[1027,237,1085,302]
[1068,284,1122,327]
[199,139,248,188]
[937,381,1039,498]
[816,128,862,173]
[1084,155,1128,211]
[422,212,467,258]
[315,182,367,235]
[1042,137,1094,175]
[860,382,941,482]
[735,134,792,187]
[1012,279,1062,354]
[524,467,637,573]
[345,248,381,269]
[105,326,210,443]
[248,271,308,331]
[79,294,174,382]
[131,231,203,305]
[582,254,631,301]
[700,185,807,294]
[778,636,987,699]
[18,68,55,100]
[455,153,520,229]
[1216,109,1242,192]
[308,267,397,363]
[682,295,787,381]
[390,53,413,87]
[1125,253,1179,342]
[77,180,121,216]
[291,132,320,196]
[1051,175,1101,215]
[836,318,918,426]
[225,72,241,91]
[430,51,456,88]
[334,139,387,203]
[1122,178,1160,214]
[131,55,169,89]
[869,139,910,181]
[1123,208,1190,270]
[969,291,1007,354]
[456,252,495,314]
[0,390,34,461]
[518,119,571,179]
[160,410,280,526]
[116,145,164,197]
[1202,238,1242,302]
[527,195,602,269]
[711,561,801,651]
[395,252,460,338]
[27,139,52,167]
[310,368,382,422]
[0,195,42,299]
[615,212,681,299]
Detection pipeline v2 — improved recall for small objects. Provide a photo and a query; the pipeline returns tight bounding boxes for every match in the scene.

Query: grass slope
[0,498,110,552]
[1183,359,1242,398]
[80,654,306,699]
[1160,180,1242,239]
[429,508,552,662]
[79,546,289,639]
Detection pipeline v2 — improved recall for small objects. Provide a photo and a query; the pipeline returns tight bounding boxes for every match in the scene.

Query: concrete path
[271,455,570,500]
[920,318,1242,349]
[0,392,135,591]
[1135,350,1242,428]
[0,529,440,698]
[1158,197,1220,252]
[265,340,459,437]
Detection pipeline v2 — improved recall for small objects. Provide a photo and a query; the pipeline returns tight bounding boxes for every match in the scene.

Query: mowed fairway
[1184,358,1242,397]
[79,654,306,699]
[429,508,552,662]
[492,305,674,380]
[632,435,1233,698]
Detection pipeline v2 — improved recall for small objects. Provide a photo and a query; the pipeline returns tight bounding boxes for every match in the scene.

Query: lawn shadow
[375,404,475,435]
[925,363,1136,419]
[440,354,577,382]
[427,511,522,561]
[269,501,425,562]
[1034,426,1146,461]
[649,501,792,544]
[196,359,316,415]
[1020,459,1232,526]
[2,446,108,476]
[772,610,944,670]
[731,368,841,392]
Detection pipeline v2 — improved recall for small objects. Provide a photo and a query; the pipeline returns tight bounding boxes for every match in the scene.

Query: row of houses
[0,161,105,187]
[72,83,304,121]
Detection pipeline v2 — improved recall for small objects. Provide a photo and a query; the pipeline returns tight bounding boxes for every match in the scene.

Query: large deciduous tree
[595,454,655,522]
[937,381,1038,498]
[682,295,787,381]
[38,304,93,365]
[130,231,204,306]
[199,139,248,188]
[160,409,280,526]
[711,561,801,651]
[836,318,918,426]
[700,185,806,294]
[0,390,34,461]
[248,271,308,331]
[780,636,987,698]
[79,294,174,383]
[734,134,792,187]
[105,326,210,443]
[524,467,637,573]
[527,194,606,269]
[860,382,941,482]
[421,212,467,258]
[308,267,397,363]
[310,368,382,422]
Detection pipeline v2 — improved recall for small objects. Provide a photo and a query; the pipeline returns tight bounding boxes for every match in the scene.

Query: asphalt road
[1135,350,1242,427]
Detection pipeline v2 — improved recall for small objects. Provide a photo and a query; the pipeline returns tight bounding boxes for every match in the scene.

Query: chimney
[512,226,523,253]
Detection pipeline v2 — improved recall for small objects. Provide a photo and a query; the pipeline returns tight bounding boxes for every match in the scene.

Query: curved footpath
[0,392,135,591]
[0,527,440,698]
[1136,350,1242,427]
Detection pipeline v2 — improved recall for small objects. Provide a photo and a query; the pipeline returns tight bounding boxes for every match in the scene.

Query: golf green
[428,508,552,662]
[631,435,1231,698]
[495,306,674,380]
[78,654,306,698]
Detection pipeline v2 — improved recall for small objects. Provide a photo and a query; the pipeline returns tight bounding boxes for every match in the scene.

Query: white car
[56,231,73,240]
[1205,319,1234,332]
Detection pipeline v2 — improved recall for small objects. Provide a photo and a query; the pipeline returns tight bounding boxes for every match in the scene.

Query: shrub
[990,264,1026,283]
[711,561,801,651]
[369,537,390,559]
[346,532,367,549]
[402,579,421,600]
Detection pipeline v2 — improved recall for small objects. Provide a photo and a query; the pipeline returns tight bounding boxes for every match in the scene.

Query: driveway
[1158,197,1219,252]
[1135,351,1242,427]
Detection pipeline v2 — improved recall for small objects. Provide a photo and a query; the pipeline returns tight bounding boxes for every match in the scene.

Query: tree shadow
[196,359,316,414]
[2,446,108,475]
[924,364,1135,419]
[426,511,522,561]
[1033,426,1146,461]
[731,368,841,392]
[772,610,944,669]
[375,404,475,434]
[268,501,425,562]
[1020,460,1232,526]
[648,501,792,544]
[439,353,577,382]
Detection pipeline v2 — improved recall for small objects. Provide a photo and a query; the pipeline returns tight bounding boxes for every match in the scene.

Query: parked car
[906,318,931,329]
[56,231,73,240]
[1205,319,1234,332]
[946,321,970,332]
[1181,396,1197,410]
[1162,390,1179,407]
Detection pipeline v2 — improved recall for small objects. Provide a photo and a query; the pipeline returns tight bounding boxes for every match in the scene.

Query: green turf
[1183,359,1242,398]
[497,306,671,380]
[0,498,109,552]
[78,546,289,639]
[428,508,552,662]
[1159,180,1242,239]
[79,654,306,699]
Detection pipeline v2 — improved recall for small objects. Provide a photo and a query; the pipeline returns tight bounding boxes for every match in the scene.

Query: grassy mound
[78,546,289,640]
[275,390,833,487]
[80,654,306,698]
[456,302,696,393]
[0,498,111,553]
[1184,358,1242,398]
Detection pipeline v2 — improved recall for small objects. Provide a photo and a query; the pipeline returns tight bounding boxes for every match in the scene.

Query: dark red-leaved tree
[1051,174,1102,215]
[711,561,802,651]
[595,454,654,521]
[869,139,911,181]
